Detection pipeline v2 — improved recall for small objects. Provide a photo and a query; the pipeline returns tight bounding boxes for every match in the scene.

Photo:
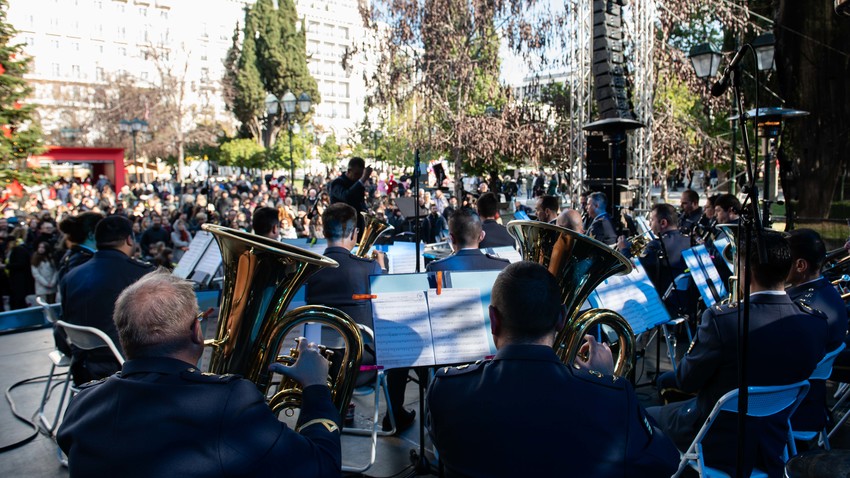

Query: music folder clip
[436,271,443,295]
[352,294,377,300]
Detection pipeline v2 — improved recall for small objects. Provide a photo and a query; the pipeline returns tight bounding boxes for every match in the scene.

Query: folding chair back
[674,380,810,478]
[35,296,59,324]
[55,320,125,365]
[811,343,845,381]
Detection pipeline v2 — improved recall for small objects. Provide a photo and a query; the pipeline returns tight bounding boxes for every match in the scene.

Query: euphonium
[355,212,394,258]
[716,223,739,303]
[507,220,635,376]
[202,224,363,416]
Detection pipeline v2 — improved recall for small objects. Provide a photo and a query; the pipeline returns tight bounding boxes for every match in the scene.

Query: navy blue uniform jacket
[56,357,341,478]
[425,249,510,272]
[478,219,515,249]
[305,246,382,330]
[638,229,691,295]
[588,213,618,245]
[650,293,827,476]
[427,345,679,477]
[329,174,367,214]
[787,277,848,431]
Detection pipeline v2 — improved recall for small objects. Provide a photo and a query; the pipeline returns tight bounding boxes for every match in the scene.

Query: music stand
[395,197,428,219]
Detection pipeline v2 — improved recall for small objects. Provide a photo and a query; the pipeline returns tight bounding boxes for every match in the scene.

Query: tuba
[202,224,363,416]
[355,212,394,258]
[716,223,739,303]
[507,220,636,376]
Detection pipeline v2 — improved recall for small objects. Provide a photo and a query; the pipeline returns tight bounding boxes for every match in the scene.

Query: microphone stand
[414,149,422,274]
[728,51,767,478]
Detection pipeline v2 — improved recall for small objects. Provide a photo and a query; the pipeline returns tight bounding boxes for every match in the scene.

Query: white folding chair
[341,325,394,474]
[792,343,846,449]
[673,380,811,478]
[35,298,70,435]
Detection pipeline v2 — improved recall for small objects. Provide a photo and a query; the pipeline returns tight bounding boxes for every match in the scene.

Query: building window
[51,39,60,49]
[340,27,349,39]
[119,46,127,56]
[96,67,105,81]
[118,26,126,40]
[24,37,34,47]
[141,71,148,80]
[51,63,60,76]
[71,65,80,78]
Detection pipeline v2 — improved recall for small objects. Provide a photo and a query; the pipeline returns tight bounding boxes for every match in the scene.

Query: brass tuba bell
[355,212,394,258]
[507,220,636,376]
[202,224,363,416]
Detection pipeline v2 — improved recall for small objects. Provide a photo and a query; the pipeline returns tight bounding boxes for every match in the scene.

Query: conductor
[427,261,679,477]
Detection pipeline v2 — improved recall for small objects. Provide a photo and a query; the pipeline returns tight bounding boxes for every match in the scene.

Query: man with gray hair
[586,192,617,245]
[57,270,341,477]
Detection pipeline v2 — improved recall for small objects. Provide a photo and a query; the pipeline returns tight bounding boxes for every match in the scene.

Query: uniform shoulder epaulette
[77,376,109,390]
[713,301,737,313]
[129,257,154,269]
[180,367,240,383]
[485,253,511,263]
[794,297,827,319]
[435,359,488,378]
[571,366,626,389]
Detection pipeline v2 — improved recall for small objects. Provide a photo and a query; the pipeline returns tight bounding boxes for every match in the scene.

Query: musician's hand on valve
[575,335,615,376]
[269,340,330,388]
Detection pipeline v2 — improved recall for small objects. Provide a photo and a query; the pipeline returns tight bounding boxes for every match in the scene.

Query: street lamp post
[688,43,726,192]
[372,129,382,168]
[119,118,149,185]
[265,91,312,186]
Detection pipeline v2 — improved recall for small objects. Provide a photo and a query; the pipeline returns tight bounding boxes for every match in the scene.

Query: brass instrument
[507,220,636,376]
[355,212,394,258]
[823,247,850,278]
[202,224,364,416]
[716,223,739,303]
[625,230,655,257]
[832,274,850,301]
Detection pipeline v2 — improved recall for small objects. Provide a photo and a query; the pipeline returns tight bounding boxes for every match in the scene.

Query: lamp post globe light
[119,118,149,185]
[751,32,776,72]
[265,90,312,185]
[688,43,722,80]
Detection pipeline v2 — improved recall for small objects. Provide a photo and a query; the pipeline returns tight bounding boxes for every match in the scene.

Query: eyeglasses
[195,307,213,322]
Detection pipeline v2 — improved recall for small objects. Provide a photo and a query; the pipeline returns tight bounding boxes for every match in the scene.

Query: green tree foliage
[222,0,319,147]
[269,130,312,170]
[0,0,45,185]
[318,133,341,166]
[219,138,265,169]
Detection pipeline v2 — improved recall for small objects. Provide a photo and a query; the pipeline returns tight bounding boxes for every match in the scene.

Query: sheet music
[387,242,425,274]
[482,246,522,263]
[427,288,491,364]
[682,245,728,307]
[194,240,222,278]
[589,259,671,335]
[172,231,214,279]
[372,291,435,369]
[281,238,328,256]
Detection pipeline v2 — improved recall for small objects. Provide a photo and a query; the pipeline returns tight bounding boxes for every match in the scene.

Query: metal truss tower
[566,0,657,213]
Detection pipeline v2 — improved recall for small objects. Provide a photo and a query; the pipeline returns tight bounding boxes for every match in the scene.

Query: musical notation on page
[427,288,491,365]
[387,242,426,274]
[590,259,671,335]
[173,231,214,279]
[482,246,522,263]
[372,291,435,369]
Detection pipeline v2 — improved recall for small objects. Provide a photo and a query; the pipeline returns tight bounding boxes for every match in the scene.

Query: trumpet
[507,220,635,377]
[202,224,363,417]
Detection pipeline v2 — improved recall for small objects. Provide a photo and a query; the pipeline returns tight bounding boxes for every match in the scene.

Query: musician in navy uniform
[330,157,371,232]
[476,192,514,248]
[786,228,848,432]
[57,271,341,478]
[534,195,559,224]
[60,215,155,385]
[586,191,618,245]
[618,204,691,304]
[647,231,827,477]
[427,262,679,477]
[426,208,510,273]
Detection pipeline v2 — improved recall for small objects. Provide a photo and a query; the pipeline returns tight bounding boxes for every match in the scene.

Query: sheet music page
[372,291,436,369]
[281,238,328,256]
[194,240,222,278]
[682,246,725,307]
[387,242,425,274]
[172,231,214,279]
[696,246,728,299]
[482,246,522,263]
[590,260,671,335]
[426,288,492,365]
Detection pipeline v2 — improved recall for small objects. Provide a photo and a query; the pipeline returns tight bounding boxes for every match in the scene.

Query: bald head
[113,269,198,360]
[556,209,584,234]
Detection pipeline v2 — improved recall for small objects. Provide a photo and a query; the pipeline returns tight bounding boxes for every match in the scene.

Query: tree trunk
[776,1,850,218]
[177,140,185,182]
[453,146,463,200]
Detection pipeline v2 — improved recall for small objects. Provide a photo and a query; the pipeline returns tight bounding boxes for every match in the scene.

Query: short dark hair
[714,194,740,214]
[476,192,499,218]
[95,215,134,249]
[706,194,719,209]
[449,208,483,248]
[538,195,559,213]
[348,157,365,170]
[323,203,358,240]
[589,191,607,211]
[787,228,826,273]
[59,212,104,244]
[251,207,280,237]
[491,262,563,341]
[651,203,677,225]
[682,189,699,204]
[740,230,792,288]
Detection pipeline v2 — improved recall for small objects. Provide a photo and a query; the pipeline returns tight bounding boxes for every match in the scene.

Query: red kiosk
[30,147,126,190]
